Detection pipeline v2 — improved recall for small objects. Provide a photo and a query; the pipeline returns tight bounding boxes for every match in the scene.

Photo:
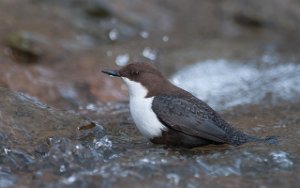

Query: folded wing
[152,95,228,143]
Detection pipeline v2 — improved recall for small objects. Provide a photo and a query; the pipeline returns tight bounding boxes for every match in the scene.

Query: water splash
[142,47,157,61]
[86,103,97,111]
[270,151,293,168]
[59,165,66,173]
[171,59,300,110]
[17,92,49,109]
[108,29,119,41]
[94,136,113,149]
[115,54,130,66]
[196,157,241,176]
[0,172,16,188]
[140,31,149,39]
[166,173,180,185]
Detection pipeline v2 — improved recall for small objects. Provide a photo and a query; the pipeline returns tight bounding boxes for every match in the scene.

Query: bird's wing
[152,95,228,143]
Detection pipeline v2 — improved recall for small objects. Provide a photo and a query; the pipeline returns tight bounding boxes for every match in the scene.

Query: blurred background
[1,1,300,188]
[1,0,300,110]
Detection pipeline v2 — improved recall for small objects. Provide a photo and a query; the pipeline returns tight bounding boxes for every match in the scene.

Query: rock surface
[0,87,105,154]
[1,0,300,109]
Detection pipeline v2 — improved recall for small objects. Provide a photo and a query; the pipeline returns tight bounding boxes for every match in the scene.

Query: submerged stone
[6,31,47,63]
[84,4,112,19]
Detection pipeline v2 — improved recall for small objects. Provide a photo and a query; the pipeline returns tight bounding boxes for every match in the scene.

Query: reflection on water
[171,59,300,110]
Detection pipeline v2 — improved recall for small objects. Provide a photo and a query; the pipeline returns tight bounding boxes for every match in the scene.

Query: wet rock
[6,31,47,63]
[223,0,300,33]
[101,0,173,32]
[84,3,112,19]
[0,87,105,154]
[0,92,300,187]
[0,78,8,88]
[233,13,265,28]
[0,49,127,109]
[0,171,16,188]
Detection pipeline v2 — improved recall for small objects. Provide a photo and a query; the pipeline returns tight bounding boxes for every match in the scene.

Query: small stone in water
[94,137,112,149]
[166,173,180,185]
[4,148,10,155]
[60,165,66,173]
[270,151,293,168]
[63,175,77,185]
[140,31,149,39]
[78,122,96,131]
[108,29,119,41]
[86,104,96,111]
[7,31,46,63]
[139,158,150,164]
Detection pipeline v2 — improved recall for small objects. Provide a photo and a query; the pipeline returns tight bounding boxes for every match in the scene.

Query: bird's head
[102,62,168,98]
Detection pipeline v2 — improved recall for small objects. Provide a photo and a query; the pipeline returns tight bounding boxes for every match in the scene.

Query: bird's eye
[131,71,140,76]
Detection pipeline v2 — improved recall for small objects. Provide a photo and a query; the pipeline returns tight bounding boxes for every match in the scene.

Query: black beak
[102,69,121,77]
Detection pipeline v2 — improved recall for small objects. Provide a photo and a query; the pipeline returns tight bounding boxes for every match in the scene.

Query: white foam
[171,59,300,109]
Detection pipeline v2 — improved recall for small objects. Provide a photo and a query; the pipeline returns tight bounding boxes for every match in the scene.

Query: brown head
[102,62,180,97]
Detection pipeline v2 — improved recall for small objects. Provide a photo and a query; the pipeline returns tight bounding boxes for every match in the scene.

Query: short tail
[229,131,278,146]
[235,135,279,145]
[248,135,279,145]
[260,135,279,145]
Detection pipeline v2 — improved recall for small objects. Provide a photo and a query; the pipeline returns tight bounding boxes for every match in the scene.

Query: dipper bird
[102,62,274,148]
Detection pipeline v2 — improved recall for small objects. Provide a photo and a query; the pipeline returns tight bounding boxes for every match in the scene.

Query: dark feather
[152,95,232,143]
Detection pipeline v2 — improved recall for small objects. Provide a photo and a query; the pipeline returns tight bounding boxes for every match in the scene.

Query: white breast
[122,77,167,139]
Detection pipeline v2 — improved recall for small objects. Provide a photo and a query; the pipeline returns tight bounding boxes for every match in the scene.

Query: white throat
[122,77,166,138]
[122,77,148,98]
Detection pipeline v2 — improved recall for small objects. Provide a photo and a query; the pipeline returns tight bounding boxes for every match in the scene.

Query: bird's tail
[234,134,279,146]
[228,130,278,146]
[259,135,279,145]
[248,135,279,145]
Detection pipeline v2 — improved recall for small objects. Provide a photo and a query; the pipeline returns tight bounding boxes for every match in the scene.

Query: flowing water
[1,56,300,188]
